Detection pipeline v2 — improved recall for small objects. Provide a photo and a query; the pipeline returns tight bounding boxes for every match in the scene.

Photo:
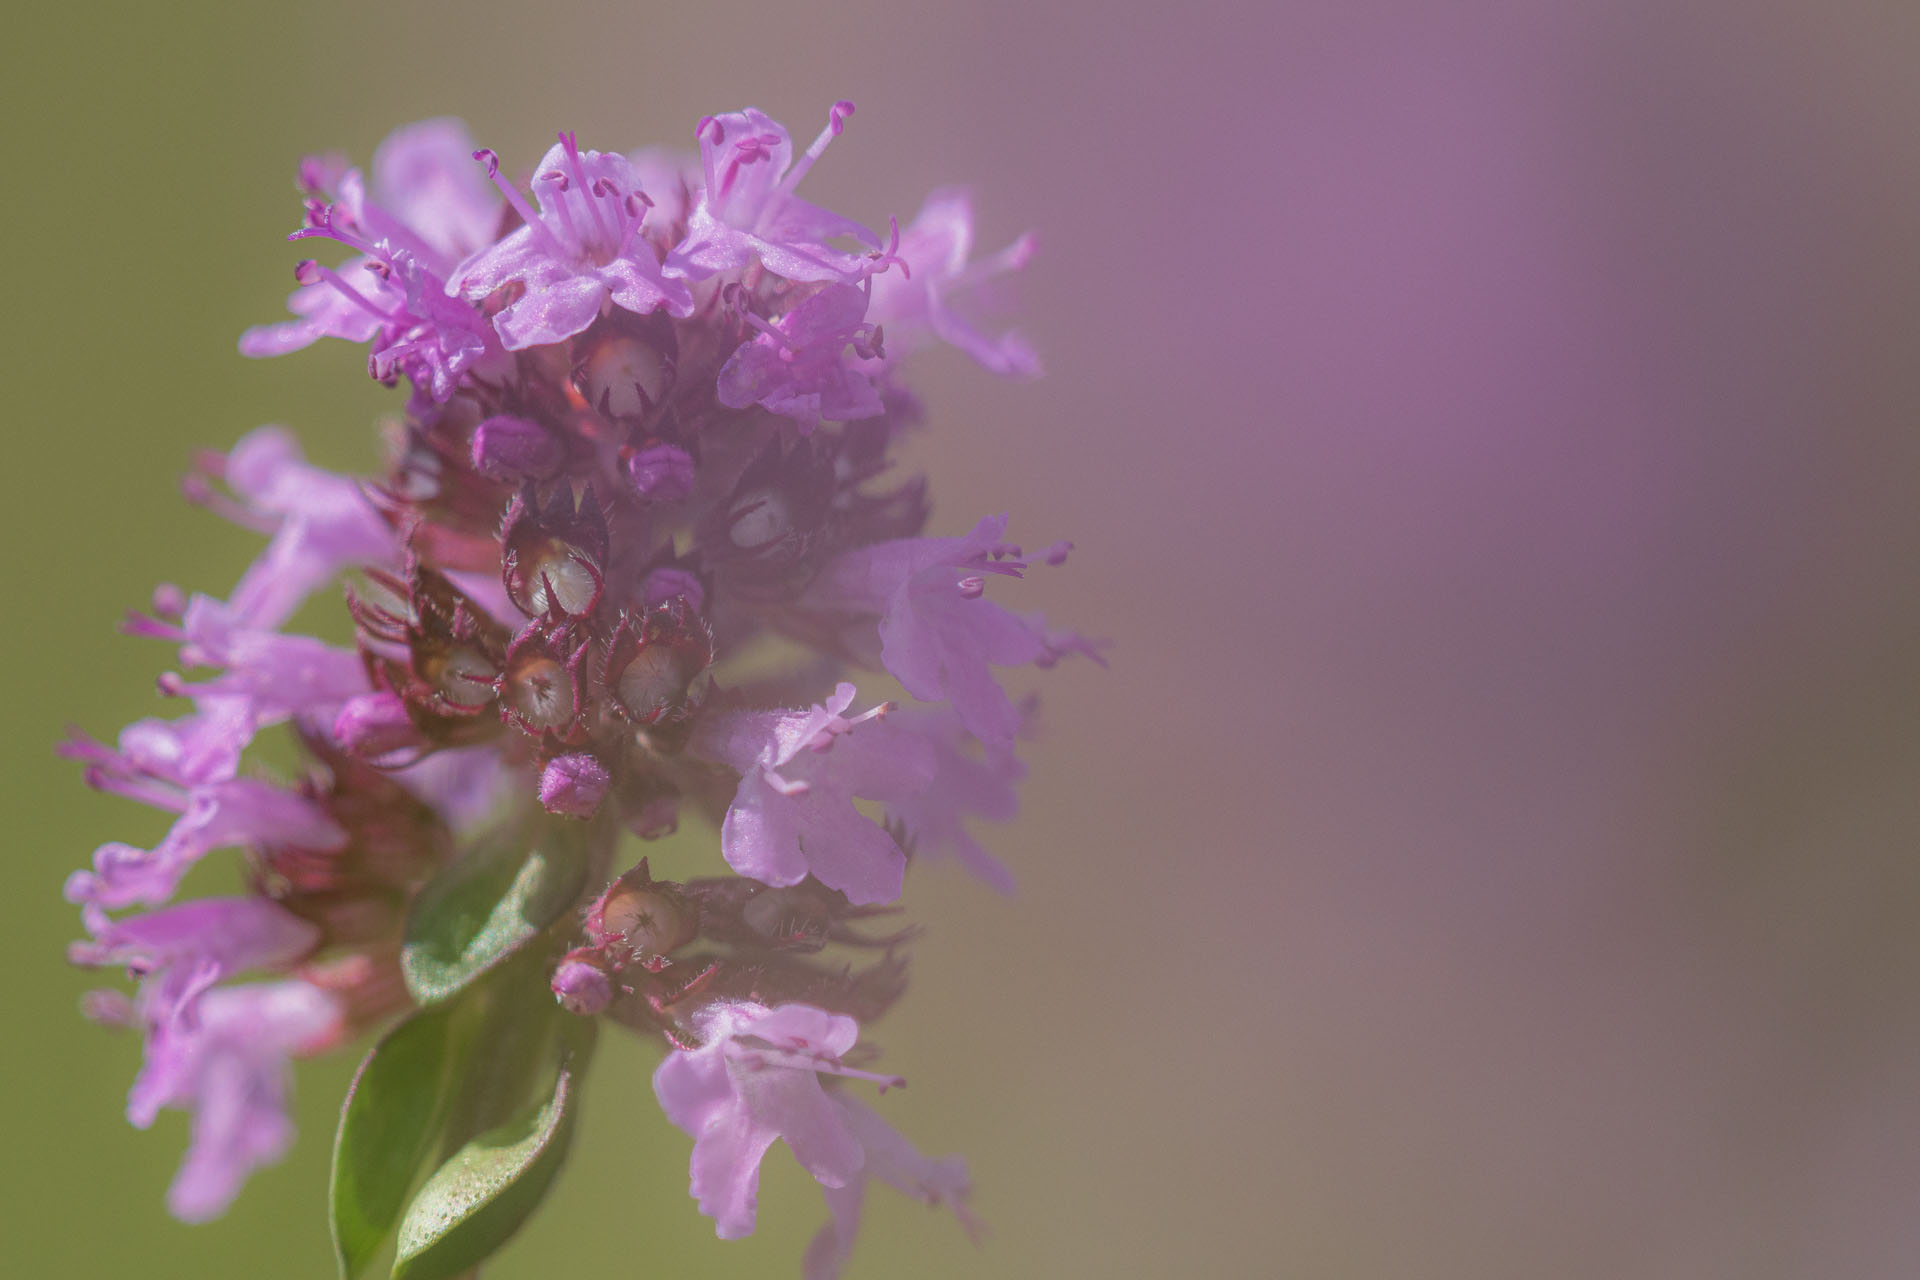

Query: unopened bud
[552,954,613,1015]
[626,442,695,502]
[540,753,609,819]
[333,692,421,759]
[471,416,562,482]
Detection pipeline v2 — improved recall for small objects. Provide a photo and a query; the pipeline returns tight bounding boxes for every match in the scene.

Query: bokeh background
[7,0,1920,1275]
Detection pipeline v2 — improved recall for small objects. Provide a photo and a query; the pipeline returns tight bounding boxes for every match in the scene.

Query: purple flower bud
[626,441,695,502]
[551,954,613,1015]
[471,415,562,482]
[540,752,609,818]
[333,691,421,759]
[641,567,704,613]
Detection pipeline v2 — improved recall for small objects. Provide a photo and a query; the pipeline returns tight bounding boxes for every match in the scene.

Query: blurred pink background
[8,0,1920,1275]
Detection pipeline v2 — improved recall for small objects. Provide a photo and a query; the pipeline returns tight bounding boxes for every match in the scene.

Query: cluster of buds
[63,104,1093,1278]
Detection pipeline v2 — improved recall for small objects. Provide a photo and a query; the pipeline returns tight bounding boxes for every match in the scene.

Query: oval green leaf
[401,818,590,1006]
[392,1022,596,1280]
[332,1002,463,1279]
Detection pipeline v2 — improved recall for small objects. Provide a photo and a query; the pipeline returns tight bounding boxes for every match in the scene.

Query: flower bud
[332,692,422,760]
[540,752,609,818]
[626,441,695,502]
[552,952,613,1015]
[471,415,562,482]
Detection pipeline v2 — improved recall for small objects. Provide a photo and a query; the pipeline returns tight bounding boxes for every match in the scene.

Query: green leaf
[401,817,591,1006]
[434,952,559,1159]
[392,1020,597,1280]
[331,1002,463,1280]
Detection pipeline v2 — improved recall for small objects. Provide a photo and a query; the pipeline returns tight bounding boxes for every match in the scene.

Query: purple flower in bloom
[669,103,882,285]
[805,514,1051,756]
[241,121,503,399]
[61,711,346,911]
[803,1094,976,1280]
[885,706,1027,893]
[153,594,367,724]
[716,283,886,432]
[651,1002,904,1240]
[184,426,398,631]
[691,684,933,905]
[70,896,321,1029]
[90,980,342,1222]
[867,188,1040,378]
[453,133,693,349]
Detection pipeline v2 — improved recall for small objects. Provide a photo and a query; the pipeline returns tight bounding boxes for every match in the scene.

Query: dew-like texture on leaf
[400,821,589,1005]
[392,1025,594,1280]
[332,1002,461,1279]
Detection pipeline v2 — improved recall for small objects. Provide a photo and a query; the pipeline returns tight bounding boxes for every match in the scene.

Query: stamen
[866,213,910,280]
[729,1039,904,1091]
[735,304,796,353]
[957,575,985,599]
[696,117,722,203]
[473,146,566,257]
[760,765,811,798]
[294,260,401,324]
[618,190,654,256]
[561,131,616,252]
[771,100,855,207]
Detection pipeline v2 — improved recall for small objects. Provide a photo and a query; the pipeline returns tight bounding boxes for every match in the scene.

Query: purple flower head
[651,1001,903,1240]
[690,684,934,905]
[806,515,1051,757]
[716,283,886,433]
[669,103,883,285]
[90,980,342,1222]
[867,188,1040,378]
[804,1094,977,1280]
[885,706,1028,894]
[70,896,320,1031]
[453,133,694,349]
[66,105,1085,1276]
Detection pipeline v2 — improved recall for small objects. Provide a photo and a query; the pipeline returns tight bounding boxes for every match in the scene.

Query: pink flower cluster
[67,103,1093,1277]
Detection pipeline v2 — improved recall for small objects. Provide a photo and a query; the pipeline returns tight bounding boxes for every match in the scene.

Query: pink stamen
[731,1039,904,1090]
[474,146,566,257]
[295,261,401,324]
[561,131,616,251]
[736,304,797,353]
[761,766,811,798]
[771,101,854,206]
[866,214,910,280]
[957,575,985,599]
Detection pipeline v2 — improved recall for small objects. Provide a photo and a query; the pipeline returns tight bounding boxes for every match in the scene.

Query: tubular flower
[64,102,1087,1279]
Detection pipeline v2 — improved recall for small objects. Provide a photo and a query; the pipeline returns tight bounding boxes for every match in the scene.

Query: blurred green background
[10,1,1920,1277]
